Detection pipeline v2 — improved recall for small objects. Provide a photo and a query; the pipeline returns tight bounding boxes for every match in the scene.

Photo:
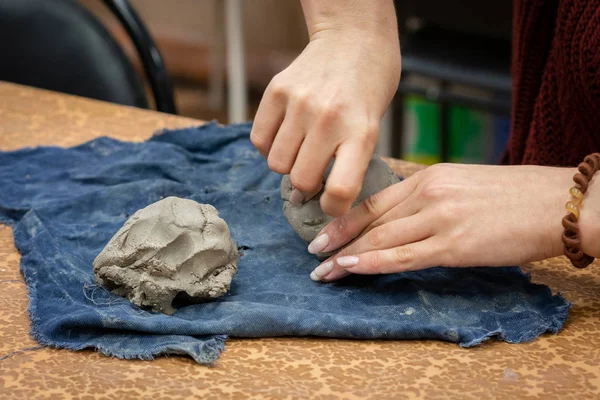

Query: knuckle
[319,99,346,120]
[393,246,415,267]
[367,226,386,248]
[354,131,378,148]
[419,178,449,200]
[361,193,382,217]
[328,98,348,113]
[366,251,383,274]
[437,206,454,224]
[289,173,320,193]
[250,131,268,150]
[361,122,380,144]
[315,108,338,127]
[435,201,463,224]
[290,90,311,109]
[267,155,292,175]
[312,99,354,128]
[327,183,359,202]
[267,76,287,98]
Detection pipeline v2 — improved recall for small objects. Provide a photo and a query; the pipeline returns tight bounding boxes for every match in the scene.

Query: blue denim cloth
[0,123,570,364]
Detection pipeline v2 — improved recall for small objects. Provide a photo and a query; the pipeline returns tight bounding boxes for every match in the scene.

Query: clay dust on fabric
[0,123,570,364]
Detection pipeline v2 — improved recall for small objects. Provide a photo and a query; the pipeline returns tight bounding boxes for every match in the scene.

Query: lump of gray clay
[281,155,399,259]
[93,196,238,315]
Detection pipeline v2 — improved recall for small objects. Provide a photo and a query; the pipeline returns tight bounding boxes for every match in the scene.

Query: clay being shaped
[93,197,238,315]
[281,155,399,259]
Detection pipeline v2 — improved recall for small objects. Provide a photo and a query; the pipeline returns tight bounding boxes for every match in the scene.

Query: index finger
[320,136,375,217]
[308,173,419,255]
[250,82,286,158]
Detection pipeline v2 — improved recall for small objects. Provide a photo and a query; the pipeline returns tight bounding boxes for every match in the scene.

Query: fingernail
[308,233,329,254]
[336,256,359,268]
[290,189,304,205]
[310,261,333,281]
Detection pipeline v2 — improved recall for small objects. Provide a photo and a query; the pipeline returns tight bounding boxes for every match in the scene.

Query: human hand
[307,163,583,282]
[250,0,400,217]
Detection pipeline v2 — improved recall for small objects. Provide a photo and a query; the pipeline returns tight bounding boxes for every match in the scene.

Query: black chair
[0,0,177,114]
[392,26,512,161]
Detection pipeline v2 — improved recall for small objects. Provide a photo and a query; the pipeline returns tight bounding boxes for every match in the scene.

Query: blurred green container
[401,95,441,165]
[402,95,491,165]
[448,105,491,164]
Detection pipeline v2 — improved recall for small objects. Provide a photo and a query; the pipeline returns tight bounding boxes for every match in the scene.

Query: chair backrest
[102,0,177,114]
[0,0,148,108]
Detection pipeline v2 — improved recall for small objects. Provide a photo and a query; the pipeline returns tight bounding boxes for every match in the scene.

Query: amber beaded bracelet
[562,153,600,268]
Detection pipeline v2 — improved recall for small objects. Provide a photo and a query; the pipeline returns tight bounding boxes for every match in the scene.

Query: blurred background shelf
[1,0,514,165]
[395,20,512,164]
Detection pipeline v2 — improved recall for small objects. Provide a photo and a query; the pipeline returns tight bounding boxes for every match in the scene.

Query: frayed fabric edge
[27,321,227,365]
[14,209,571,361]
[23,257,227,365]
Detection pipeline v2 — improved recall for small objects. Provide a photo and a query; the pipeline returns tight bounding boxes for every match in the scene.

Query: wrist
[577,171,600,258]
[300,0,398,44]
[540,167,578,259]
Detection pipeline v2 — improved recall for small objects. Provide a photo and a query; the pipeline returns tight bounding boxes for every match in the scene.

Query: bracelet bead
[562,152,600,269]
[569,187,583,204]
[565,201,580,219]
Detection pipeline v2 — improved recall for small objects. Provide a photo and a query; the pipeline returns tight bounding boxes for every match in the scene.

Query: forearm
[300,0,398,42]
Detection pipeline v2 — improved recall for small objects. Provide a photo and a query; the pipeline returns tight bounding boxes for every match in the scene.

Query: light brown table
[1,82,599,399]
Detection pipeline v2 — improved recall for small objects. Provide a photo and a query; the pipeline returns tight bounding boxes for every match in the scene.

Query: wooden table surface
[0,82,599,399]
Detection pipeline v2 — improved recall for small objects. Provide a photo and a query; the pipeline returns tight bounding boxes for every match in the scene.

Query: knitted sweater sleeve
[506,0,600,167]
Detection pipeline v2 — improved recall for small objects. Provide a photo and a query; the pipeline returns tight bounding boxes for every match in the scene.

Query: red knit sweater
[505,0,600,166]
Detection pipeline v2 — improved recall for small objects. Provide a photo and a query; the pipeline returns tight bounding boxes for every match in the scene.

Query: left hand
[250,0,400,217]
[307,163,579,282]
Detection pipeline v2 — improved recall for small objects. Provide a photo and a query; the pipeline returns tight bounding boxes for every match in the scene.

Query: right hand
[250,1,400,216]
[308,163,580,282]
